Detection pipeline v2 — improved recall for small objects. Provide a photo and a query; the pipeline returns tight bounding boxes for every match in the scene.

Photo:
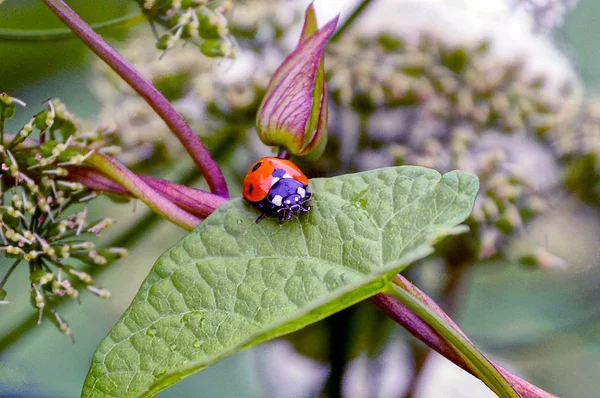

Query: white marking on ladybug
[285,199,291,205]
[282,173,293,179]
[297,187,306,197]
[270,177,280,187]
[272,195,283,206]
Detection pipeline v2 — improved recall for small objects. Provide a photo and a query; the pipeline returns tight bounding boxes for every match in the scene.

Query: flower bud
[0,93,26,120]
[256,5,338,160]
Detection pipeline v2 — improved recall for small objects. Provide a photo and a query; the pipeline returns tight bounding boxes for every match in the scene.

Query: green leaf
[82,166,478,398]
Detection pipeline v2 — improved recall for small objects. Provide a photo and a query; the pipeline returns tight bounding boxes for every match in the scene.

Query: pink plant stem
[42,0,229,199]
[83,152,202,230]
[68,166,226,219]
[370,276,557,398]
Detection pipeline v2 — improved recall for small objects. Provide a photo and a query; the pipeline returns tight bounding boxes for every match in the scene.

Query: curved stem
[3,135,222,222]
[42,0,229,198]
[385,279,517,397]
[406,259,469,397]
[0,14,147,42]
[81,152,201,230]
[67,166,226,218]
[371,276,556,398]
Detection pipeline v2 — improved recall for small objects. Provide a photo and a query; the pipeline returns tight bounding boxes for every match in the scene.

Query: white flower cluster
[320,0,583,266]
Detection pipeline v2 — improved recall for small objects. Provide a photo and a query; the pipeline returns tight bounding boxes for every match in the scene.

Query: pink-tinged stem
[42,0,229,199]
[371,276,557,398]
[83,152,201,230]
[67,166,226,219]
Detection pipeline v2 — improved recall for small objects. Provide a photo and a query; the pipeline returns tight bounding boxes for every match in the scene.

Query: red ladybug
[243,156,312,223]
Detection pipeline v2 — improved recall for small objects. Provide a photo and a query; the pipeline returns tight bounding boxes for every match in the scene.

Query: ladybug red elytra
[242,156,312,223]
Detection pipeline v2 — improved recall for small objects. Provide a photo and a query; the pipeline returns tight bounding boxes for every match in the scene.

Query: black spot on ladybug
[248,184,254,194]
[252,162,262,172]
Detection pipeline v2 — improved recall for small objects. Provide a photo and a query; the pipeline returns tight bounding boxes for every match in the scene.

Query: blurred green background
[2,0,600,397]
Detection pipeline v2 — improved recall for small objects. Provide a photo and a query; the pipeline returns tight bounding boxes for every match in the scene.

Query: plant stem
[82,152,201,230]
[371,276,557,398]
[5,133,226,219]
[330,0,373,42]
[67,166,226,219]
[0,260,21,292]
[387,280,516,397]
[42,0,229,199]
[324,308,353,398]
[276,148,289,159]
[0,14,147,42]
[405,260,469,397]
[404,342,428,398]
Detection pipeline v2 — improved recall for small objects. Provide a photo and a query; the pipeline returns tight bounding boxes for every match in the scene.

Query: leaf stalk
[371,275,557,398]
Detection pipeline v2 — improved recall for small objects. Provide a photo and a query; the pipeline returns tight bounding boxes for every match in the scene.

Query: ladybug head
[281,192,307,213]
[267,178,312,222]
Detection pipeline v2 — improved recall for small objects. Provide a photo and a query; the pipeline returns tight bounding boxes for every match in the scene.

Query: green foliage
[82,166,478,397]
[0,0,128,92]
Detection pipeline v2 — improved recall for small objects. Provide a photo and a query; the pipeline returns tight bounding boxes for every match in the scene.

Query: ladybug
[243,156,312,223]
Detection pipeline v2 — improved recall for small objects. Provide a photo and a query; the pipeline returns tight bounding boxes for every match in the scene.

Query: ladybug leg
[255,212,268,223]
[299,198,312,210]
[277,208,288,224]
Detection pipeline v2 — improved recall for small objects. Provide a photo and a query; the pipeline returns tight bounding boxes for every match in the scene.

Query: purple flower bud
[256,4,338,159]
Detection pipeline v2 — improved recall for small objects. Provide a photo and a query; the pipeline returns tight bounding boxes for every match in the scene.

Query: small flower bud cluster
[320,32,581,267]
[327,34,576,135]
[551,99,600,206]
[136,0,236,57]
[0,96,127,339]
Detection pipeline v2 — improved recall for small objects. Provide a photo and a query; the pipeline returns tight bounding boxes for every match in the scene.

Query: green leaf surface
[82,166,478,398]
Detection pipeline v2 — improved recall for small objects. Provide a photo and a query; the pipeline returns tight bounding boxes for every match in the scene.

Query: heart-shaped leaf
[82,166,478,398]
